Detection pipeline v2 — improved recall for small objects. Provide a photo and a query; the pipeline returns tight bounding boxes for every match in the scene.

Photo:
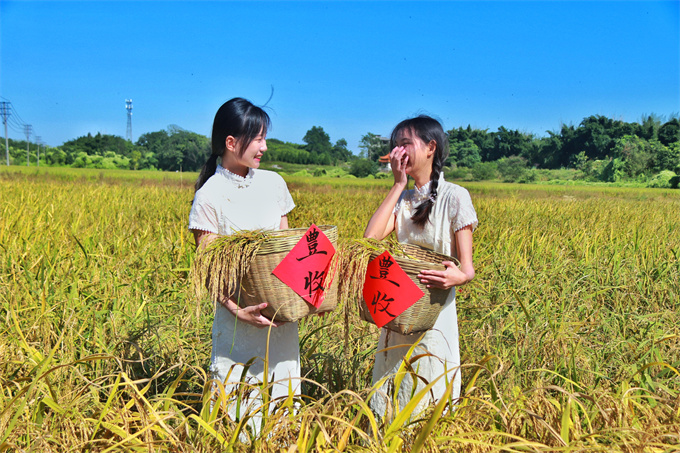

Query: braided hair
[390,115,449,227]
[194,97,271,193]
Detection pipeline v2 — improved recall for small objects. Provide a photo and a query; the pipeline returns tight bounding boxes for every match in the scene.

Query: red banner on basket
[273,224,335,308]
[362,251,424,328]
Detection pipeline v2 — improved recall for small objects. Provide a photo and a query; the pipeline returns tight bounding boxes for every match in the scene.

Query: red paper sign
[362,251,424,328]
[272,224,336,308]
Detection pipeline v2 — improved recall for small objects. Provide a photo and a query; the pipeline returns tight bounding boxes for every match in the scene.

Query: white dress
[370,175,478,419]
[188,165,299,422]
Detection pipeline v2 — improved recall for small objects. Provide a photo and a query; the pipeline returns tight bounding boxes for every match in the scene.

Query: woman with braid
[364,115,478,419]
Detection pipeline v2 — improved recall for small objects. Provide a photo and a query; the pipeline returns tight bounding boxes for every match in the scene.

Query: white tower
[126,99,133,142]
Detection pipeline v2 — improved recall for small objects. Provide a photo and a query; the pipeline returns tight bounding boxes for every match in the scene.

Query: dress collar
[414,179,432,196]
[215,165,254,189]
[413,173,445,200]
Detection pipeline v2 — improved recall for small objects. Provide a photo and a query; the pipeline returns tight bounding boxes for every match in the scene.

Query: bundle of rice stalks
[192,227,339,322]
[338,237,456,334]
[192,230,270,303]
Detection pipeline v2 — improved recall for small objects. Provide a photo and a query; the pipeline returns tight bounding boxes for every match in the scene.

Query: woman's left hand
[417,261,472,290]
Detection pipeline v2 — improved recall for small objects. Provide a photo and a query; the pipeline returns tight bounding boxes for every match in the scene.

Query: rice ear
[191,230,271,304]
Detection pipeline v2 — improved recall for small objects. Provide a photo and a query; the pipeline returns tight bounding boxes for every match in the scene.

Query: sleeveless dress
[188,165,299,425]
[370,175,478,419]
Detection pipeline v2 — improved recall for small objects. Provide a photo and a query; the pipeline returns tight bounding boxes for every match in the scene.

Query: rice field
[1,166,679,452]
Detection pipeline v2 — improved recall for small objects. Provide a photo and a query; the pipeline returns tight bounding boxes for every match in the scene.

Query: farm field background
[1,166,679,452]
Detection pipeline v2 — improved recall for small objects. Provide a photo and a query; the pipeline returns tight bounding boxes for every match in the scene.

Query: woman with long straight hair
[364,115,478,418]
[189,97,299,428]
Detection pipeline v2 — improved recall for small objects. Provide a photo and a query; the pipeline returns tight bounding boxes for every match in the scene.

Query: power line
[2,97,28,127]
[0,101,10,165]
[1,97,40,165]
[1,96,30,136]
[7,117,25,134]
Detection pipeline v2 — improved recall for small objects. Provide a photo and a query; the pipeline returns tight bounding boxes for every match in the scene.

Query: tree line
[3,125,211,172]
[2,124,354,172]
[3,114,679,185]
[358,114,680,185]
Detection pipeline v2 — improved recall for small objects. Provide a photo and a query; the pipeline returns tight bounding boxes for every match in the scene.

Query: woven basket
[239,225,339,322]
[360,243,453,335]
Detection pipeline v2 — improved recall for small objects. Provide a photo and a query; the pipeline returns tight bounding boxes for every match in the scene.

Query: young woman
[188,98,299,423]
[364,115,478,418]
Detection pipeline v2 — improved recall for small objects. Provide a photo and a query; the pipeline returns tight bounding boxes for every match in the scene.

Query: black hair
[194,97,271,192]
[390,115,449,227]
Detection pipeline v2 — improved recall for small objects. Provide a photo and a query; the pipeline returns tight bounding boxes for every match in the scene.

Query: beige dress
[370,175,478,419]
[188,165,298,427]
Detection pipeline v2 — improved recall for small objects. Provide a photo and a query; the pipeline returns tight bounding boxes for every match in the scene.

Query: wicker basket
[239,225,339,322]
[360,243,453,335]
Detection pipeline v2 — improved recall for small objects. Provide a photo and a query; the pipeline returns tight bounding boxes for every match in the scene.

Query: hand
[236,303,286,328]
[390,146,409,186]
[417,261,472,290]
[220,297,284,328]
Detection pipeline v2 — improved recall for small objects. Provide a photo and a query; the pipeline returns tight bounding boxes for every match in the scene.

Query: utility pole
[0,101,10,165]
[35,136,41,167]
[24,124,32,166]
[126,99,133,142]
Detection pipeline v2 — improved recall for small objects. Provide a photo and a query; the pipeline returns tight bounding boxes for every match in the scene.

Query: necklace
[216,165,253,189]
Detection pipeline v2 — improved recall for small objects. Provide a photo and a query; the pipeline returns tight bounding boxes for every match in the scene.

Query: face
[223,129,267,176]
[237,132,267,169]
[395,127,434,176]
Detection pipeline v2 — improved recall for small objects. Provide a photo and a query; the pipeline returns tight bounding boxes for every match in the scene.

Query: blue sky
[1,1,678,154]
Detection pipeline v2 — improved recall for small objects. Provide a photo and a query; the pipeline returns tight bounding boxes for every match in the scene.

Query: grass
[1,166,678,452]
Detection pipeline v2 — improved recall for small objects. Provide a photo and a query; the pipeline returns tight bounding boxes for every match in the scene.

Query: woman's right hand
[220,296,283,328]
[363,146,407,240]
[235,303,284,328]
[390,146,409,186]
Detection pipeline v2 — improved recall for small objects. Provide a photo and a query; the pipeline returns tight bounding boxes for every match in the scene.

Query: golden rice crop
[191,230,271,303]
[1,167,678,452]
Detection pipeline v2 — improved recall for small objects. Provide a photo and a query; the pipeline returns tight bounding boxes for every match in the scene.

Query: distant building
[377,136,390,169]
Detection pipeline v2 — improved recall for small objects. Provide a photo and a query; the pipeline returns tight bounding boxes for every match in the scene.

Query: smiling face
[222,129,267,177]
[237,131,267,169]
[394,127,435,184]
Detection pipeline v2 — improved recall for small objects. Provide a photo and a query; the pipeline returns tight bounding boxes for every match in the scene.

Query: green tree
[638,114,663,141]
[450,139,481,168]
[169,125,211,171]
[448,125,494,158]
[129,150,142,170]
[264,139,311,164]
[488,127,535,162]
[496,155,528,182]
[349,158,377,178]
[137,126,209,171]
[611,135,653,177]
[331,138,352,163]
[647,170,677,188]
[649,140,678,172]
[61,133,131,157]
[571,151,593,177]
[359,132,389,161]
[471,161,498,181]
[534,130,558,169]
[575,115,639,161]
[303,126,332,156]
[599,157,627,182]
[658,119,680,147]
[46,147,67,166]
